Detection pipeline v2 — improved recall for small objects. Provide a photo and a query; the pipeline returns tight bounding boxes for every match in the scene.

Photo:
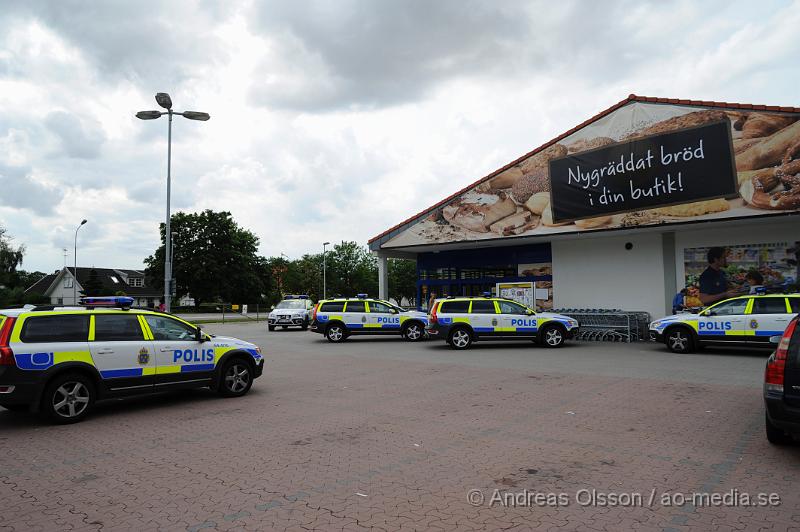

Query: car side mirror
[195,327,207,343]
[702,309,714,317]
[770,335,783,345]
[526,309,534,315]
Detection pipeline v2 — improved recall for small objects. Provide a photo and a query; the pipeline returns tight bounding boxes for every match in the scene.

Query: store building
[369,95,800,319]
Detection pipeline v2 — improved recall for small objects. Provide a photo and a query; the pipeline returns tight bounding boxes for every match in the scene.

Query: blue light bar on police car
[356,293,368,299]
[79,296,135,308]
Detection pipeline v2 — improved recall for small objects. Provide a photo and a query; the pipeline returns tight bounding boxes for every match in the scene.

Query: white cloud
[0,0,798,274]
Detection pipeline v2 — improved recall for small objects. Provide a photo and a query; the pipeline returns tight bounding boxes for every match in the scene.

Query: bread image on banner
[380,97,800,250]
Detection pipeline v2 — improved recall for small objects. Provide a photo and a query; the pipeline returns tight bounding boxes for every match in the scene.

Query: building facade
[369,95,800,320]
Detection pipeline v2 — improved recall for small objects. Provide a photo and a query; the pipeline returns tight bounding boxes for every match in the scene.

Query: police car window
[94,315,144,342]
[440,301,470,313]
[20,315,89,343]
[345,301,366,313]
[320,301,345,312]
[276,300,305,309]
[709,299,748,316]
[497,301,527,315]
[369,302,394,313]
[790,298,800,314]
[751,298,789,315]
[143,315,196,341]
[470,300,497,314]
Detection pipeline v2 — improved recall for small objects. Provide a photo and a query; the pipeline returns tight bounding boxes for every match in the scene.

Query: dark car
[764,314,800,444]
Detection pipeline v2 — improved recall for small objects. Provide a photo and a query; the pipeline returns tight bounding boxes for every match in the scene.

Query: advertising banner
[548,121,737,223]
[381,102,800,249]
[496,282,535,309]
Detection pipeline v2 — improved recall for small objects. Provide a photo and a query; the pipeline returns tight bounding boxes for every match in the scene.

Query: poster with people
[679,242,799,310]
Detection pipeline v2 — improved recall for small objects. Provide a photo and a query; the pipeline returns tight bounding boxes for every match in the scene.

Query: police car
[268,295,314,331]
[310,294,428,342]
[427,296,579,350]
[650,294,800,354]
[0,297,264,423]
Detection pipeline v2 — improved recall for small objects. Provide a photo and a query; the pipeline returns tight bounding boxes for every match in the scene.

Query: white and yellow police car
[310,294,428,342]
[0,297,264,423]
[650,294,800,353]
[427,296,579,350]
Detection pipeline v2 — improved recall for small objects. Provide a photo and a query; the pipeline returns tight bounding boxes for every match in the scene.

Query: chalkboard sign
[548,121,737,223]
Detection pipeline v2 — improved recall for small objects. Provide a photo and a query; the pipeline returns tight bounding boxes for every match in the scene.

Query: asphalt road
[2,323,797,531]
[212,323,771,388]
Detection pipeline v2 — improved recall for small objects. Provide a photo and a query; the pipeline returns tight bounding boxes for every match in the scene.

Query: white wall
[674,220,799,289]
[552,233,666,319]
[48,270,82,305]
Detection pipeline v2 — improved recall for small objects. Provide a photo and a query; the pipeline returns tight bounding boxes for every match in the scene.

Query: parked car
[764,314,800,444]
[650,294,800,353]
[0,297,264,423]
[426,296,579,350]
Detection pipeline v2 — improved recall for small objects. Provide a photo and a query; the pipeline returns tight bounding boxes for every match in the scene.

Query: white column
[377,254,389,300]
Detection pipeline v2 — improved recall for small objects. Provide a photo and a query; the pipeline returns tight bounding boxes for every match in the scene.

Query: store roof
[368,94,800,250]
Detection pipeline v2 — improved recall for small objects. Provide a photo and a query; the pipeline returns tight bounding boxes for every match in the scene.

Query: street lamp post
[323,242,330,300]
[73,219,87,305]
[136,93,209,313]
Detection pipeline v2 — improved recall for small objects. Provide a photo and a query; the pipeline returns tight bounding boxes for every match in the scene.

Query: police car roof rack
[30,305,58,312]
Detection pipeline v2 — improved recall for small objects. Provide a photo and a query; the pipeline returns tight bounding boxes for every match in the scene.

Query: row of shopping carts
[552,308,652,342]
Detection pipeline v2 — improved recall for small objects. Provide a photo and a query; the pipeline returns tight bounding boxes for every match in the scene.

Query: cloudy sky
[1,0,798,274]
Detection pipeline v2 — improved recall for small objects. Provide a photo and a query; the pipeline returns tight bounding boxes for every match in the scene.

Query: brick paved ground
[1,324,799,531]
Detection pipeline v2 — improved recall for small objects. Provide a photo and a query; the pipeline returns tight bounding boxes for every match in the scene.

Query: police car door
[469,299,499,336]
[366,301,400,333]
[343,300,368,332]
[142,314,215,389]
[496,300,537,337]
[746,297,794,345]
[696,298,749,343]
[89,313,155,394]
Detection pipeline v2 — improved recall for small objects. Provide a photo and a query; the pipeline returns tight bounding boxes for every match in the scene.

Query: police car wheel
[666,328,694,354]
[540,325,565,348]
[448,328,472,350]
[42,373,94,424]
[766,413,792,445]
[403,322,424,342]
[326,324,346,342]
[268,325,276,331]
[219,359,253,397]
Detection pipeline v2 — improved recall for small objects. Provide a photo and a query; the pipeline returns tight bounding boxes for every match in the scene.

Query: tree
[80,268,111,297]
[0,228,24,288]
[388,259,417,305]
[144,210,269,307]
[325,241,377,297]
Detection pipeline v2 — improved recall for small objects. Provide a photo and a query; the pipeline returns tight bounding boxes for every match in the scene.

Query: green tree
[80,268,111,297]
[326,241,377,297]
[388,258,417,305]
[144,210,268,307]
[0,227,24,288]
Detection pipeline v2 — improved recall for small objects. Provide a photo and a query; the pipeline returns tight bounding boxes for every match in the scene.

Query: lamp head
[80,219,87,225]
[155,92,173,110]
[182,111,210,121]
[136,110,162,120]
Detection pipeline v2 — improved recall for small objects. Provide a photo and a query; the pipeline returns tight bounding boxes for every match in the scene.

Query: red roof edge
[368,94,800,246]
